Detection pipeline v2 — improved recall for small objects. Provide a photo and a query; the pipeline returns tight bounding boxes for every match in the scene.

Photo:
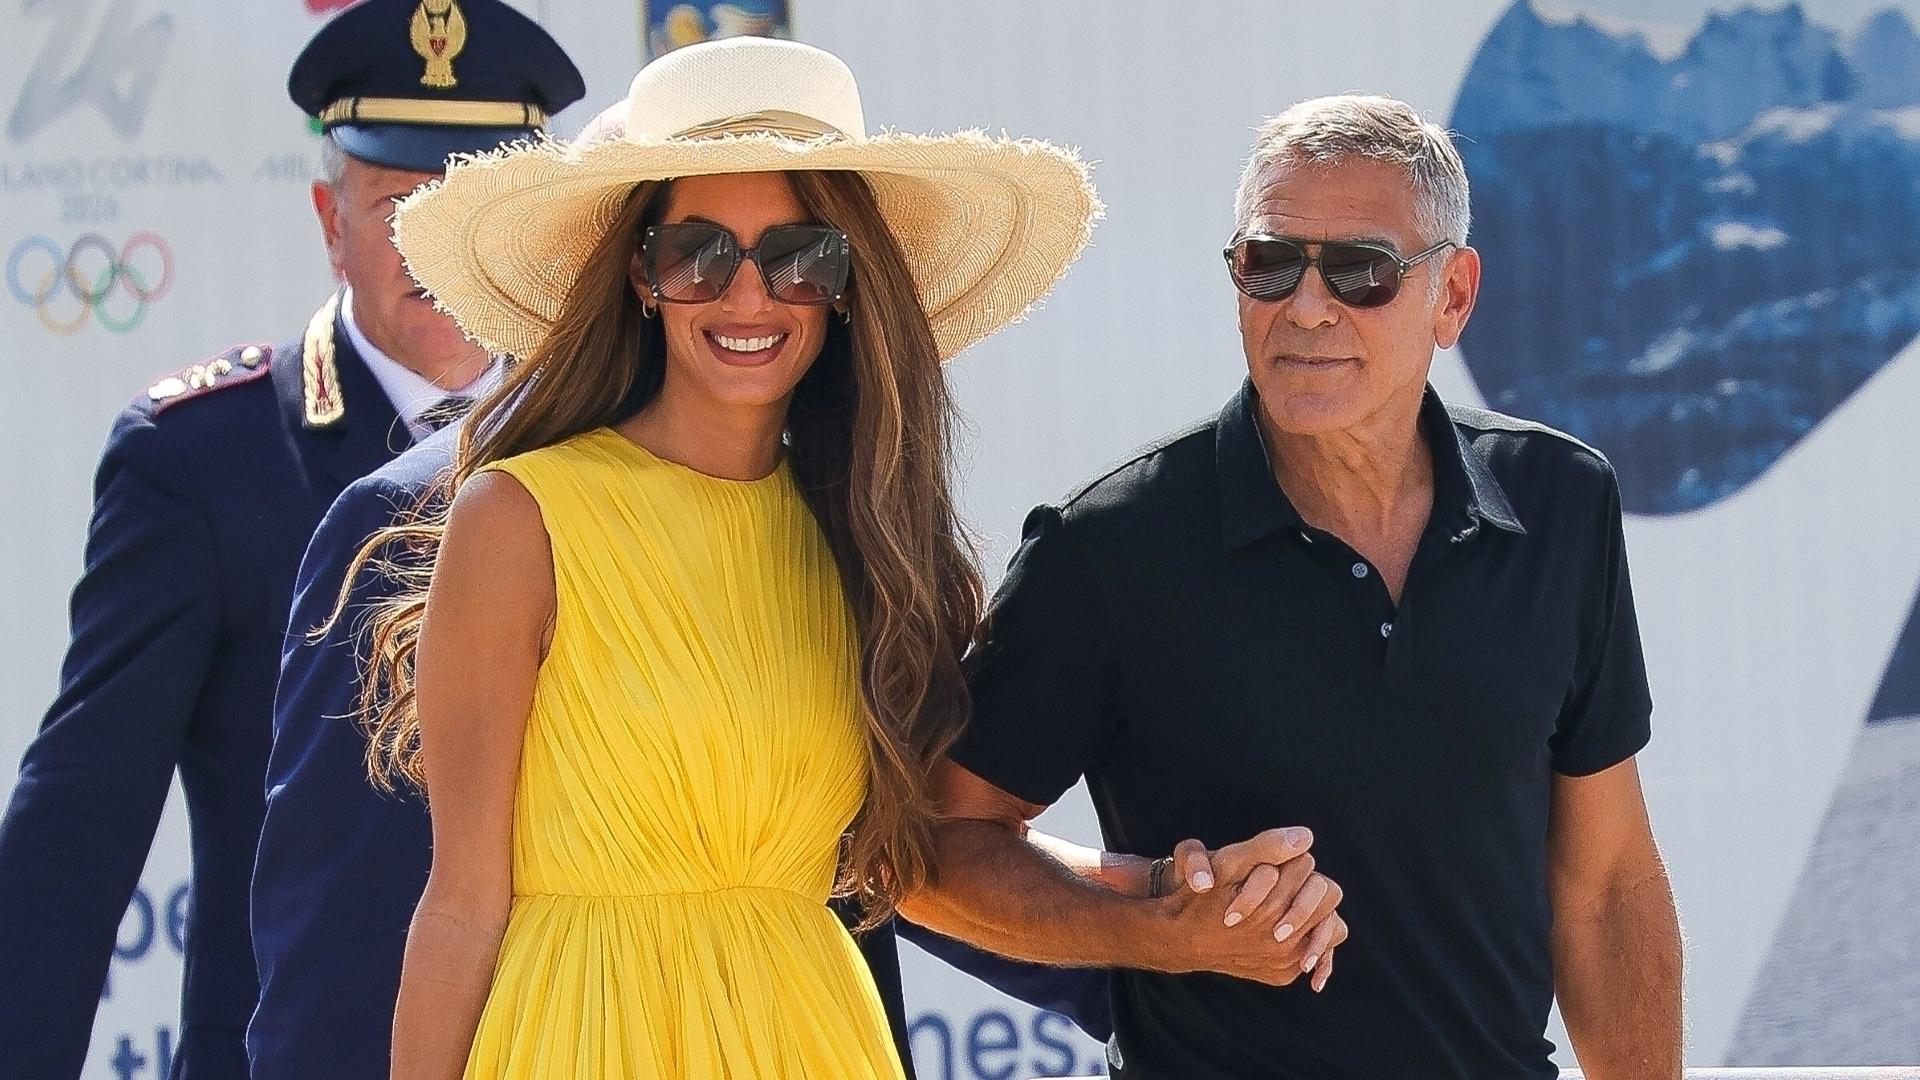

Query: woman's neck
[616,386,788,481]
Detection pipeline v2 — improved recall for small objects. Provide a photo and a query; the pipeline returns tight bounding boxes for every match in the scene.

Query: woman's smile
[705,328,791,366]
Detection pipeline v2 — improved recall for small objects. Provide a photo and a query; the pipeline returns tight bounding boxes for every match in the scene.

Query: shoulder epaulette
[145,343,273,414]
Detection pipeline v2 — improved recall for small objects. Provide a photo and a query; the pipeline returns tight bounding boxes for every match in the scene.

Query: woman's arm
[389,472,555,1080]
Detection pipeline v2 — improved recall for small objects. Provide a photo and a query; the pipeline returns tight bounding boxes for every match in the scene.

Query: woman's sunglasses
[642,222,852,306]
[1224,234,1455,308]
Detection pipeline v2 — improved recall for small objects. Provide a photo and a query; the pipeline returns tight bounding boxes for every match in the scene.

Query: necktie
[417,394,474,433]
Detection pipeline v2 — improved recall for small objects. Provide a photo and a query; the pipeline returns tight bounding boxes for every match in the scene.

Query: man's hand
[1165,828,1348,991]
[905,761,1349,984]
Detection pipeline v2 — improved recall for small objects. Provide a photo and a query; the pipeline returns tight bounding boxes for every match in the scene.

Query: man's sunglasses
[1224,235,1454,308]
[641,222,852,306]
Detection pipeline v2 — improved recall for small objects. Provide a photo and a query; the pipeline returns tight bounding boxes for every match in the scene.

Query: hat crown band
[623,37,865,143]
[670,109,846,142]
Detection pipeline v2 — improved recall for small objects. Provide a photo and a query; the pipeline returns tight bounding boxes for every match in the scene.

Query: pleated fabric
[466,428,901,1080]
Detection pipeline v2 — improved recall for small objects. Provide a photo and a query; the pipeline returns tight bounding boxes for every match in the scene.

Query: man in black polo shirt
[905,95,1682,1079]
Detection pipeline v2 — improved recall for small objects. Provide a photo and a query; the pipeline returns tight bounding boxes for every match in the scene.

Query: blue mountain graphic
[1451,1,1920,515]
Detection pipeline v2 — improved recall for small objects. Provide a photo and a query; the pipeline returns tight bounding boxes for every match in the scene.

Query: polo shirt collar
[1215,379,1525,553]
[1216,381,1301,551]
[1441,395,1526,537]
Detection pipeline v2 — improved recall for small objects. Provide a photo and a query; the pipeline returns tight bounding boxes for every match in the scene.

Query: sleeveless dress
[464,428,903,1080]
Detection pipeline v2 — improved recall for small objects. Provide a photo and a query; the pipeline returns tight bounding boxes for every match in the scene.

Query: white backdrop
[5,1,1919,1077]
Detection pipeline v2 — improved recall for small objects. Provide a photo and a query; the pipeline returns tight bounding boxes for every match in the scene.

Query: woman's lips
[704,329,789,367]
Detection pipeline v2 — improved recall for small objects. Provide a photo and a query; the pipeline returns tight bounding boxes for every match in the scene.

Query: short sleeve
[1549,470,1654,776]
[951,505,1120,807]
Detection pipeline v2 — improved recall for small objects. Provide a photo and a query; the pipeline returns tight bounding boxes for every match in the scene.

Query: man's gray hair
[1233,95,1470,248]
[316,132,348,187]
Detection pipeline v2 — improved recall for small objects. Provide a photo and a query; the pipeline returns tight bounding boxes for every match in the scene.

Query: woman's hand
[1165,828,1348,992]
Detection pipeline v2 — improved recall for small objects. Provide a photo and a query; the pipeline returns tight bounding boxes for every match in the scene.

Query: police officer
[0,3,584,1077]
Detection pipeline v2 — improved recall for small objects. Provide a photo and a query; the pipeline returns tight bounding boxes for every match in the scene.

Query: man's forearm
[1553,865,1683,1080]
[904,818,1176,970]
[1025,828,1153,897]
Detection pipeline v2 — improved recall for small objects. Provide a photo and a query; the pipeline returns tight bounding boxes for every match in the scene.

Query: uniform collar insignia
[303,292,347,428]
[411,0,468,90]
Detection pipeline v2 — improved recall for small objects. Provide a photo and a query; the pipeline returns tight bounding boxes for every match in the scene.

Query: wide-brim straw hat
[393,36,1102,362]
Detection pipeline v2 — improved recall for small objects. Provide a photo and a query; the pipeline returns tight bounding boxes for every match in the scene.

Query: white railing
[1565,1072,1920,1079]
[1044,1060,1920,1068]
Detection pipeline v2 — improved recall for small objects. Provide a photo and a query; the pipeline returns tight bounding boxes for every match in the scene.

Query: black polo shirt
[952,380,1652,1080]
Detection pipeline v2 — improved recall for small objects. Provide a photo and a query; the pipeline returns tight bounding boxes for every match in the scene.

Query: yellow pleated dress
[464,428,904,1080]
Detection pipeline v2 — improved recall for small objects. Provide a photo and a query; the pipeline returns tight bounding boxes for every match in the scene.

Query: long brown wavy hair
[341,171,983,925]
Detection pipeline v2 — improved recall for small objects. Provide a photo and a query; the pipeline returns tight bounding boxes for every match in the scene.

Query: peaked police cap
[289,0,586,172]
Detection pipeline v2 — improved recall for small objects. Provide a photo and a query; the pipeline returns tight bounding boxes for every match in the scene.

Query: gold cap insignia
[410,0,469,90]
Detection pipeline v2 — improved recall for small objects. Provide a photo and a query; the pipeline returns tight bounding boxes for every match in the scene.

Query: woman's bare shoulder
[440,470,552,580]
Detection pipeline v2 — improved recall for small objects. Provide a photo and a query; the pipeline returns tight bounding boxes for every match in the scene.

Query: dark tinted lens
[1230,238,1309,301]
[754,225,850,305]
[645,223,738,303]
[1318,244,1403,307]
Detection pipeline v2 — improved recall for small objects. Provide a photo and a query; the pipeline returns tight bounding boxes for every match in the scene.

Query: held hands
[1157,828,1347,991]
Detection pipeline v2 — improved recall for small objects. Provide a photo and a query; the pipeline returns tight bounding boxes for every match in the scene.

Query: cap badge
[409,0,468,89]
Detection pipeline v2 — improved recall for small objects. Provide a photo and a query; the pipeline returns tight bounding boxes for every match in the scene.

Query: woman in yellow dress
[352,37,1099,1080]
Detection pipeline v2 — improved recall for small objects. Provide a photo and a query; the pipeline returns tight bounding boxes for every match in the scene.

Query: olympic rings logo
[6,233,174,335]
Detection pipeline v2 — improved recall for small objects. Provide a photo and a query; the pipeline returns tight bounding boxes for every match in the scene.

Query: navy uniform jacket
[0,297,407,1080]
[252,427,1112,1080]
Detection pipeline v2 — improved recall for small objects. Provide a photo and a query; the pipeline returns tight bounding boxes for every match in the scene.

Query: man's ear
[1432,245,1481,352]
[312,180,346,282]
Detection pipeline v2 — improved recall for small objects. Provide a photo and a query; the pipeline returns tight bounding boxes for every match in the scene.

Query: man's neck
[1260,390,1434,598]
[340,290,490,391]
[407,350,490,392]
